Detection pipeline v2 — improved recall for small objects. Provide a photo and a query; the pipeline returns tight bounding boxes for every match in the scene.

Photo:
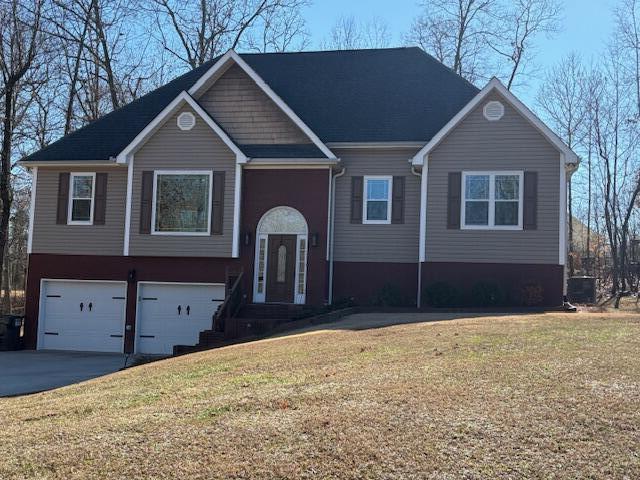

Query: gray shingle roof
[22,47,479,163]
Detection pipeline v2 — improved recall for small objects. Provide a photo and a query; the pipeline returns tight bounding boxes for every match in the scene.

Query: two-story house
[20,48,578,355]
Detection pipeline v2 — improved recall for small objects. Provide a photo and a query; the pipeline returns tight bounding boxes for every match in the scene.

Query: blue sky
[303,0,616,104]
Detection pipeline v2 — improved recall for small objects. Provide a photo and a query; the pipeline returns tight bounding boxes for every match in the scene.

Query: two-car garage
[38,280,225,355]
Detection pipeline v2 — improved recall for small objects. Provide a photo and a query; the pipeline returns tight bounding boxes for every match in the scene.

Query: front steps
[172,303,321,355]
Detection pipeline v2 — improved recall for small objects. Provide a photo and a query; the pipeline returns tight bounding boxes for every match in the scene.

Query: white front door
[38,280,126,352]
[136,283,225,355]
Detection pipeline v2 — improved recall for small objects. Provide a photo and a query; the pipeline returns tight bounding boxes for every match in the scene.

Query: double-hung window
[363,176,392,224]
[152,170,212,235]
[68,173,95,224]
[462,171,523,229]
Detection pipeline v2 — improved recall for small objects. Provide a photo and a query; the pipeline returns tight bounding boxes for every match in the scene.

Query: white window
[461,171,523,230]
[151,170,212,235]
[363,176,392,224]
[68,173,95,225]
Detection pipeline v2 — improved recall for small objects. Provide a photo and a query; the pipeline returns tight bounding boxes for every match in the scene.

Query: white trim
[115,91,247,164]
[252,206,308,304]
[177,111,196,131]
[134,281,226,354]
[67,172,96,225]
[326,167,332,262]
[362,175,393,225]
[243,163,338,170]
[560,154,567,266]
[411,77,579,166]
[18,161,121,168]
[123,158,134,255]
[418,160,428,262]
[188,50,336,160]
[232,163,242,258]
[328,142,426,149]
[244,158,339,167]
[150,170,213,236]
[37,279,128,353]
[27,167,37,254]
[460,171,524,230]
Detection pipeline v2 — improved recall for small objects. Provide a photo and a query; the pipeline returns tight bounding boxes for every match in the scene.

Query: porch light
[311,233,319,247]
[244,232,252,246]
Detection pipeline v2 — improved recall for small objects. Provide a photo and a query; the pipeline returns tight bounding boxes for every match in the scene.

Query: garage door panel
[39,281,126,353]
[137,283,224,355]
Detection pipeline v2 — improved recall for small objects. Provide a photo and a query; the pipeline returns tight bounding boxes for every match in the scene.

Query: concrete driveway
[0,351,127,397]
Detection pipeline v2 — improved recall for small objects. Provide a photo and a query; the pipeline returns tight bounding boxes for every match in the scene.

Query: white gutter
[327,166,346,305]
[411,165,424,308]
[27,167,38,254]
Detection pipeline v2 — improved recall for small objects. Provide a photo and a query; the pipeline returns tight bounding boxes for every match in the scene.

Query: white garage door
[136,283,225,355]
[39,280,126,352]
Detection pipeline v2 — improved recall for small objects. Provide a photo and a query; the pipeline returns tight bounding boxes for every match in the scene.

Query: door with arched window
[253,206,308,304]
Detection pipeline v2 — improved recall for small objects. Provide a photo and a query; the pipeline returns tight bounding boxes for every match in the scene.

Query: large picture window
[68,173,95,224]
[363,176,392,224]
[462,171,523,229]
[152,171,212,235]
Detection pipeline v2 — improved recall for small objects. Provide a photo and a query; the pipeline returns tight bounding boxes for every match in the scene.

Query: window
[462,171,523,229]
[297,237,307,295]
[152,171,212,235]
[68,173,95,224]
[363,176,392,224]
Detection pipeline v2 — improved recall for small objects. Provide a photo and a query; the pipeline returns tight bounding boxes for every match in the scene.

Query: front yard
[1,312,638,479]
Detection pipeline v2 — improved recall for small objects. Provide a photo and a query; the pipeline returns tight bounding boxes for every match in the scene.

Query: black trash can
[0,315,24,351]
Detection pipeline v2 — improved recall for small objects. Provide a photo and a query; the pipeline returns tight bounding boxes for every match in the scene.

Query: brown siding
[129,106,236,257]
[333,147,421,263]
[198,64,311,144]
[239,169,330,305]
[422,261,564,307]
[426,92,561,264]
[32,167,127,255]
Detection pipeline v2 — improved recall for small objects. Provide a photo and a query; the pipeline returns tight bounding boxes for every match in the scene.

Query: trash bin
[0,315,24,351]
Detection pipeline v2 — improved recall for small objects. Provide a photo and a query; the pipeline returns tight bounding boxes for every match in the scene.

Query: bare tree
[243,1,310,52]
[615,0,640,116]
[406,0,496,84]
[536,53,588,276]
[322,15,392,50]
[147,0,310,69]
[489,0,562,89]
[0,0,45,313]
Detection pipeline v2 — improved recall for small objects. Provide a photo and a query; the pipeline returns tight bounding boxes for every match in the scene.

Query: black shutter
[447,172,461,229]
[56,172,70,224]
[391,176,405,224]
[139,171,153,234]
[523,171,538,230]
[93,173,108,225]
[350,176,363,224]
[211,172,225,235]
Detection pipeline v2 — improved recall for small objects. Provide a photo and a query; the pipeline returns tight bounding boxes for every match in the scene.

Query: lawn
[1,312,639,479]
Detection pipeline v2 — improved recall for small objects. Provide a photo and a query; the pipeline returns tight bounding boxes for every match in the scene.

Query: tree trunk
[0,84,14,316]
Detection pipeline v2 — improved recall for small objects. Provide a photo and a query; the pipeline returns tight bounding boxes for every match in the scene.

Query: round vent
[483,101,504,121]
[177,112,196,131]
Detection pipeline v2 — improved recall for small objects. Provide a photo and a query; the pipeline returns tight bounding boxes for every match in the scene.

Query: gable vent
[483,101,504,121]
[177,112,196,131]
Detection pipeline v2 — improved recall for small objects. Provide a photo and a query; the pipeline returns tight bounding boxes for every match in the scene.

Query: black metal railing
[212,271,244,334]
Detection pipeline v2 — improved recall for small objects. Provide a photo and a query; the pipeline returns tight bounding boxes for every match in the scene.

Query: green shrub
[372,283,408,307]
[422,282,461,307]
[470,281,505,307]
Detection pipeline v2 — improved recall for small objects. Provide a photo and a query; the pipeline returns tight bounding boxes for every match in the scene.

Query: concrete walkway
[0,351,127,397]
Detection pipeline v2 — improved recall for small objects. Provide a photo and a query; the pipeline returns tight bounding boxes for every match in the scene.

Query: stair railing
[212,271,245,334]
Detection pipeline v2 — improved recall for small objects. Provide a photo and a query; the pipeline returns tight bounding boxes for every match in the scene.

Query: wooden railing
[212,271,244,334]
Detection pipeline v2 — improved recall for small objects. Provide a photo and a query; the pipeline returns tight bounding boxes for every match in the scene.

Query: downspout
[328,166,346,305]
[411,165,422,308]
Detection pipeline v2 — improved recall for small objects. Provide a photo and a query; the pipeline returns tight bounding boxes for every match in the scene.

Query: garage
[38,280,127,352]
[136,283,225,355]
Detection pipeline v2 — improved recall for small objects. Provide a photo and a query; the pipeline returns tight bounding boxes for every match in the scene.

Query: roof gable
[412,77,580,165]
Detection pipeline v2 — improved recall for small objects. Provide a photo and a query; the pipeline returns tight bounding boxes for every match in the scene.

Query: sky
[303,0,617,104]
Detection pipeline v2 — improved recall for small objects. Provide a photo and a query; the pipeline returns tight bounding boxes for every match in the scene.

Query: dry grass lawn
[1,312,639,479]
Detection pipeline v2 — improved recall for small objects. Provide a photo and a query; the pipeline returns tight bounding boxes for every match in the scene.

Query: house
[20,47,579,355]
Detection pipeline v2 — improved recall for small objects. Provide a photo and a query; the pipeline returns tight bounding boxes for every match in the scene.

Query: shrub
[372,283,408,307]
[422,282,461,307]
[470,281,505,307]
[520,283,544,306]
